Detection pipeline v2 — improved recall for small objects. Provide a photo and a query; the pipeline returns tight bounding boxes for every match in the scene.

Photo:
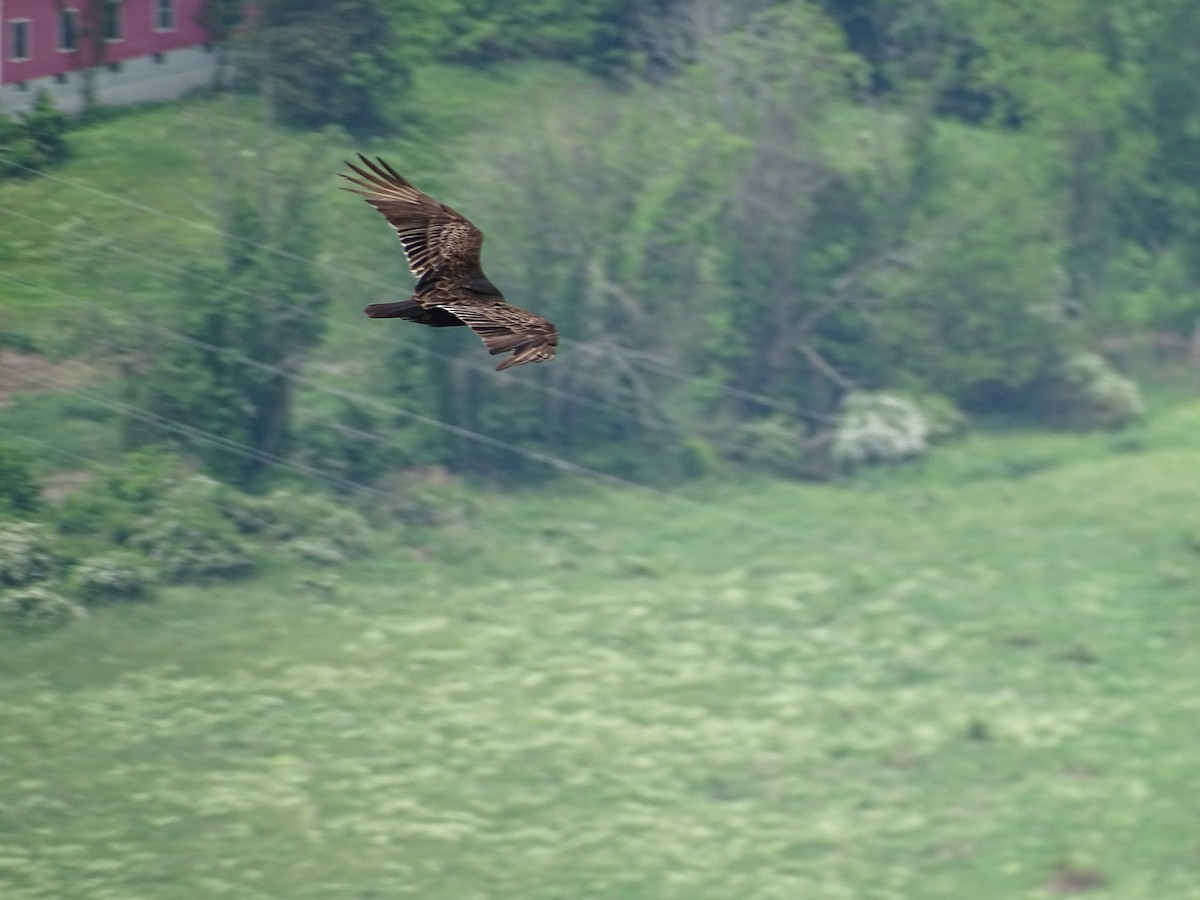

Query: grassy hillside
[2,401,1199,899]
[0,63,599,472]
[0,63,592,339]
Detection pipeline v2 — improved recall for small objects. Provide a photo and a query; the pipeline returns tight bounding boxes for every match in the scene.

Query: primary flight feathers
[340,154,558,371]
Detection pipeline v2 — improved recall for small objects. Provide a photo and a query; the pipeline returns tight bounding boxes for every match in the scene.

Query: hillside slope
[2,402,1198,898]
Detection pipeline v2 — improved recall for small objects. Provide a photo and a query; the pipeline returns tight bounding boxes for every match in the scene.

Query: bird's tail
[364,299,464,328]
[364,299,422,319]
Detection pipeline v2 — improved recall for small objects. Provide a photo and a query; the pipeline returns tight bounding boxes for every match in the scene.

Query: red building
[1,0,219,115]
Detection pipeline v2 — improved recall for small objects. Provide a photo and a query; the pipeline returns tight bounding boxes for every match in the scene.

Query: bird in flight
[340,155,558,371]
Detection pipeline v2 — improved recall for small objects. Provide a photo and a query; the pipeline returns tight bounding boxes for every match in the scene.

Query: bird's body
[340,155,558,371]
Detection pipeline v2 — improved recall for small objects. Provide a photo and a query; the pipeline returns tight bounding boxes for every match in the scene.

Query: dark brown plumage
[340,155,558,371]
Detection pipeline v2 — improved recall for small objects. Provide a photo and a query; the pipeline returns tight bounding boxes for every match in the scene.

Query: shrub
[0,442,40,515]
[71,553,157,606]
[0,521,57,587]
[56,449,184,541]
[726,415,812,477]
[323,506,374,557]
[129,478,255,582]
[21,90,70,168]
[1034,352,1143,429]
[678,436,723,480]
[129,514,256,582]
[831,392,937,469]
[0,586,80,628]
[292,401,394,488]
[56,490,141,543]
[911,393,968,441]
[221,489,374,557]
[371,468,479,527]
[0,91,70,179]
[219,491,282,536]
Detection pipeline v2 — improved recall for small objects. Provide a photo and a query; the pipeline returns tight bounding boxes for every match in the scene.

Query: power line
[0,421,378,536]
[10,211,730,440]
[0,151,840,425]
[10,364,807,543]
[0,273,805,539]
[9,368,398,500]
[0,207,753,445]
[0,269,579,470]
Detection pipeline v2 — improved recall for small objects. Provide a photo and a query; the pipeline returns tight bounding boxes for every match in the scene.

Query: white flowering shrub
[222,489,374,558]
[0,521,57,587]
[72,553,157,606]
[120,473,254,582]
[1038,352,1143,429]
[831,392,938,468]
[129,515,256,583]
[0,586,80,628]
[220,490,294,536]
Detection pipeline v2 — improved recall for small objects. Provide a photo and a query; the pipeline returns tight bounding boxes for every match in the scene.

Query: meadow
[2,401,1199,899]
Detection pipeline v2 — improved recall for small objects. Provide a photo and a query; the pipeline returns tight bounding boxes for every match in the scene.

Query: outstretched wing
[340,155,484,284]
[342,155,558,370]
[435,293,559,371]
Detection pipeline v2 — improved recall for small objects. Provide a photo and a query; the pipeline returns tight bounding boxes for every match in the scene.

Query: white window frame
[9,18,32,62]
[153,0,175,32]
[58,7,80,52]
[103,0,124,42]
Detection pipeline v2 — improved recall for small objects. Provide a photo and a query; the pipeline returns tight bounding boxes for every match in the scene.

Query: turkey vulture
[340,155,558,371]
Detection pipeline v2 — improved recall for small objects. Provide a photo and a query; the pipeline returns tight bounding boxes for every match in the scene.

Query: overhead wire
[0,270,612,479]
[0,420,385,538]
[8,347,807,542]
[8,368,401,502]
[0,128,846,537]
[0,150,840,425]
[0,205,753,450]
[0,270,806,539]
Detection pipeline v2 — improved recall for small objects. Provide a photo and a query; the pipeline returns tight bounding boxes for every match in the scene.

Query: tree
[0,443,40,516]
[198,0,247,88]
[21,91,70,168]
[409,0,1085,479]
[0,91,70,178]
[249,0,412,136]
[124,171,329,488]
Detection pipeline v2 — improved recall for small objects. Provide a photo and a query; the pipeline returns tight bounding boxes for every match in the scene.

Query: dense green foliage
[0,443,40,515]
[813,0,1200,334]
[0,447,382,618]
[122,174,329,487]
[247,0,413,136]
[353,4,1092,476]
[0,91,71,179]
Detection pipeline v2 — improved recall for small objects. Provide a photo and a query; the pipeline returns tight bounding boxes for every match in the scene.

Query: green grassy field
[2,400,1199,899]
